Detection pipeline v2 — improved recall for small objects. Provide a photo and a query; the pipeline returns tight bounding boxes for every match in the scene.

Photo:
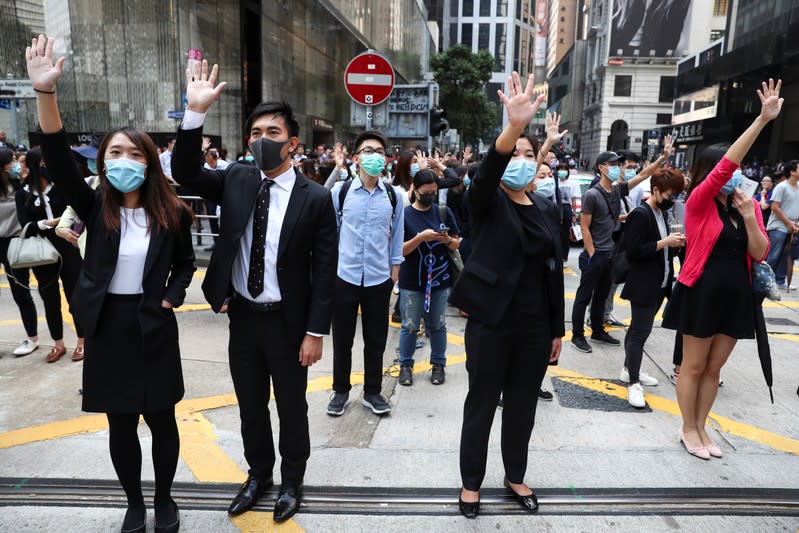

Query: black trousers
[460,313,551,491]
[0,237,38,337]
[572,250,613,337]
[623,297,663,384]
[205,199,220,242]
[332,277,393,396]
[228,301,309,487]
[560,203,573,261]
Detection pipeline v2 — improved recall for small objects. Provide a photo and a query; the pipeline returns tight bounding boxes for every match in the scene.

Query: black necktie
[248,179,275,298]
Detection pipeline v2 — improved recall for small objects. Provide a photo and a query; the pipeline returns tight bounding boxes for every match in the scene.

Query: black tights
[106,408,180,508]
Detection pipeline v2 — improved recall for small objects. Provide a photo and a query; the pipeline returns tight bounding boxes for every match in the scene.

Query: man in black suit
[171,60,337,523]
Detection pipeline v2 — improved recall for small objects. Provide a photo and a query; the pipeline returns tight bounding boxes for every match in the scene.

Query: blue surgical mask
[359,152,385,177]
[87,159,97,175]
[463,177,471,187]
[105,157,147,193]
[9,162,21,179]
[623,168,636,181]
[410,163,420,177]
[501,159,536,191]
[534,177,556,199]
[721,169,744,194]
[607,166,621,181]
[557,170,569,180]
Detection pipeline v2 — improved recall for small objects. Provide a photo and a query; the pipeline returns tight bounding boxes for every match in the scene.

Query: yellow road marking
[548,366,799,455]
[176,412,244,483]
[230,512,305,533]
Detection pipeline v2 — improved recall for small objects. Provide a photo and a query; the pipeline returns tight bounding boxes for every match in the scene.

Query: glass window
[463,0,473,16]
[713,0,728,16]
[497,0,508,17]
[659,76,676,103]
[495,23,506,70]
[478,23,490,51]
[513,25,520,71]
[450,0,459,17]
[516,0,522,21]
[656,113,672,125]
[614,75,632,97]
[480,0,491,16]
[449,23,458,48]
[462,23,473,47]
[710,29,725,41]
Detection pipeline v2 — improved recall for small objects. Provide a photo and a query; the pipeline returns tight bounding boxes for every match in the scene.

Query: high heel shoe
[679,429,710,460]
[706,441,723,458]
[458,488,480,519]
[503,478,539,513]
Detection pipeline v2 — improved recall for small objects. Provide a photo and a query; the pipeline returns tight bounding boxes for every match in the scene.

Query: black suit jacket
[620,203,674,306]
[39,130,196,352]
[171,125,337,341]
[449,146,565,336]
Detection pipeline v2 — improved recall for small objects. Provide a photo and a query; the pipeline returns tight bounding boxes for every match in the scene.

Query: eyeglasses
[357,147,386,156]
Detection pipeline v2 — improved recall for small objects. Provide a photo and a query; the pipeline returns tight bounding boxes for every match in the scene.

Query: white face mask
[533,176,556,198]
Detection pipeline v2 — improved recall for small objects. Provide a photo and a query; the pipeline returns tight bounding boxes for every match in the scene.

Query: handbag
[6,223,63,291]
[439,204,464,282]
[752,261,781,301]
[611,231,629,284]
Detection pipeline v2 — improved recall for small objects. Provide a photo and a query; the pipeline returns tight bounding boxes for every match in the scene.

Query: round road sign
[344,51,395,106]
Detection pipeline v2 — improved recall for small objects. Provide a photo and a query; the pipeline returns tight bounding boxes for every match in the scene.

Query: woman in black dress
[28,35,195,533]
[449,72,564,518]
[662,79,779,460]
[15,147,85,362]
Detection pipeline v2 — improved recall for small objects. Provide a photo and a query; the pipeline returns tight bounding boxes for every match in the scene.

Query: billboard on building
[672,85,719,125]
[534,0,548,67]
[609,0,691,58]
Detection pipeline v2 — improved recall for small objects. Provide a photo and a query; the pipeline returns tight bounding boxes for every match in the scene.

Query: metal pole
[10,99,19,146]
[365,104,372,131]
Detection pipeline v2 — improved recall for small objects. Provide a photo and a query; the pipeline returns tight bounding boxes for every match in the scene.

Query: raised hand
[462,145,473,163]
[416,150,429,170]
[333,142,345,168]
[186,59,227,114]
[498,72,546,130]
[26,35,65,92]
[661,134,674,159]
[758,79,783,122]
[545,112,568,143]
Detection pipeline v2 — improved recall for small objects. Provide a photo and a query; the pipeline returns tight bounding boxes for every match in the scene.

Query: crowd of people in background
[0,35,795,530]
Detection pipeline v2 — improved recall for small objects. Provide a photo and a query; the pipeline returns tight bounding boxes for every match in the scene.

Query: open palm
[758,79,783,122]
[498,72,546,129]
[185,59,227,113]
[25,35,64,91]
[546,112,568,143]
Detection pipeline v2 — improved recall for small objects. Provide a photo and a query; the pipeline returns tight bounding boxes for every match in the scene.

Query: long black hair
[23,147,46,208]
[410,168,437,204]
[685,143,728,201]
[0,148,13,198]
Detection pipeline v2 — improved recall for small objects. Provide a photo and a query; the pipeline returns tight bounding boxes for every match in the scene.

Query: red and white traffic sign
[344,51,395,106]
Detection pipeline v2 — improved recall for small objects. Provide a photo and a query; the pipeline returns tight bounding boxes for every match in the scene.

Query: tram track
[1,479,798,517]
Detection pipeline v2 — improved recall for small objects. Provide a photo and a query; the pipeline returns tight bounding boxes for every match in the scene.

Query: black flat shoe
[154,498,180,533]
[121,503,146,533]
[228,474,274,515]
[273,484,303,522]
[504,478,539,513]
[458,489,480,519]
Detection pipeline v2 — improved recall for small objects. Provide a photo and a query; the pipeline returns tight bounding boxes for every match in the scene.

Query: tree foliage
[430,45,498,144]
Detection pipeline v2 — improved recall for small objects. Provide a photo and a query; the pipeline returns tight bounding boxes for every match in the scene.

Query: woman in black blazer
[15,147,85,362]
[28,36,194,533]
[620,167,686,408]
[449,72,564,518]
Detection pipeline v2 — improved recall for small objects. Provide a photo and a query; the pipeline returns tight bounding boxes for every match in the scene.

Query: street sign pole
[344,50,395,133]
[365,105,372,131]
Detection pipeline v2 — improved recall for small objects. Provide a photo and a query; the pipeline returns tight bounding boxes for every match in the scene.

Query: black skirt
[662,201,754,339]
[82,294,184,413]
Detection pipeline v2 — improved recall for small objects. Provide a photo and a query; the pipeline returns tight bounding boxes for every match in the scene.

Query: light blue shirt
[332,177,404,287]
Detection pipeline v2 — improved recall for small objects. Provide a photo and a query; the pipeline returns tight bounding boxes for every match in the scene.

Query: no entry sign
[344,51,395,106]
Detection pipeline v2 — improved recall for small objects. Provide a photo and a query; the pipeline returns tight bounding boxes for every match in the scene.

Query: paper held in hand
[739,177,759,199]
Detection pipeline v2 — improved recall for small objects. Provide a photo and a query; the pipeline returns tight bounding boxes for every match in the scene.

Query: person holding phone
[397,169,460,386]
[662,79,778,460]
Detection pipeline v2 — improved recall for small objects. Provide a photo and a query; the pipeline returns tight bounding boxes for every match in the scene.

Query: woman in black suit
[620,167,686,408]
[449,72,564,518]
[28,35,195,533]
[15,147,85,362]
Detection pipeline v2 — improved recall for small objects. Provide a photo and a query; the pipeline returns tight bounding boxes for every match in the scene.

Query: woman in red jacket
[662,80,780,460]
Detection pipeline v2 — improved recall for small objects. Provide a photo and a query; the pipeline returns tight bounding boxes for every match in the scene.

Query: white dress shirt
[108,207,150,294]
[160,150,172,177]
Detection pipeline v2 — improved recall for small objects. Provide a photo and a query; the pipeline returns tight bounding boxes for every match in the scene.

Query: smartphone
[438,226,450,233]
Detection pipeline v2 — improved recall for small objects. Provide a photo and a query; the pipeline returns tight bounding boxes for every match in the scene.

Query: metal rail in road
[1,479,798,517]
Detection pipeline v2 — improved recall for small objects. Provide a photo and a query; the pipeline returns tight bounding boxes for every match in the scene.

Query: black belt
[232,291,282,313]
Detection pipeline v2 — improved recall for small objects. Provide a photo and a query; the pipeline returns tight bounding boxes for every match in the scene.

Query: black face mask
[658,195,675,211]
[251,137,289,172]
[418,193,437,207]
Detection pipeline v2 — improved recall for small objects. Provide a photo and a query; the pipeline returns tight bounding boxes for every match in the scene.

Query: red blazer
[678,156,769,287]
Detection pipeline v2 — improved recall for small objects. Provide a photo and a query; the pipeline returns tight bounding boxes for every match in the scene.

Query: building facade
[0,0,434,154]
[546,0,576,78]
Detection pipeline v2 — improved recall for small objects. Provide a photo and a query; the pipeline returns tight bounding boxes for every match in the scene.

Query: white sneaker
[628,383,646,408]
[620,367,659,386]
[13,339,39,356]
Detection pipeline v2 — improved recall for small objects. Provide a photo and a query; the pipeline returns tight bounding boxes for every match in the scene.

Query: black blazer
[620,203,674,306]
[448,146,565,336]
[15,182,68,237]
[39,130,196,352]
[171,125,337,341]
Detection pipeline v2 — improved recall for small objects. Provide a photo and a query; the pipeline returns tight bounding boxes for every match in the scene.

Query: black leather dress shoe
[458,494,480,519]
[273,484,303,522]
[228,475,274,515]
[504,478,539,513]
